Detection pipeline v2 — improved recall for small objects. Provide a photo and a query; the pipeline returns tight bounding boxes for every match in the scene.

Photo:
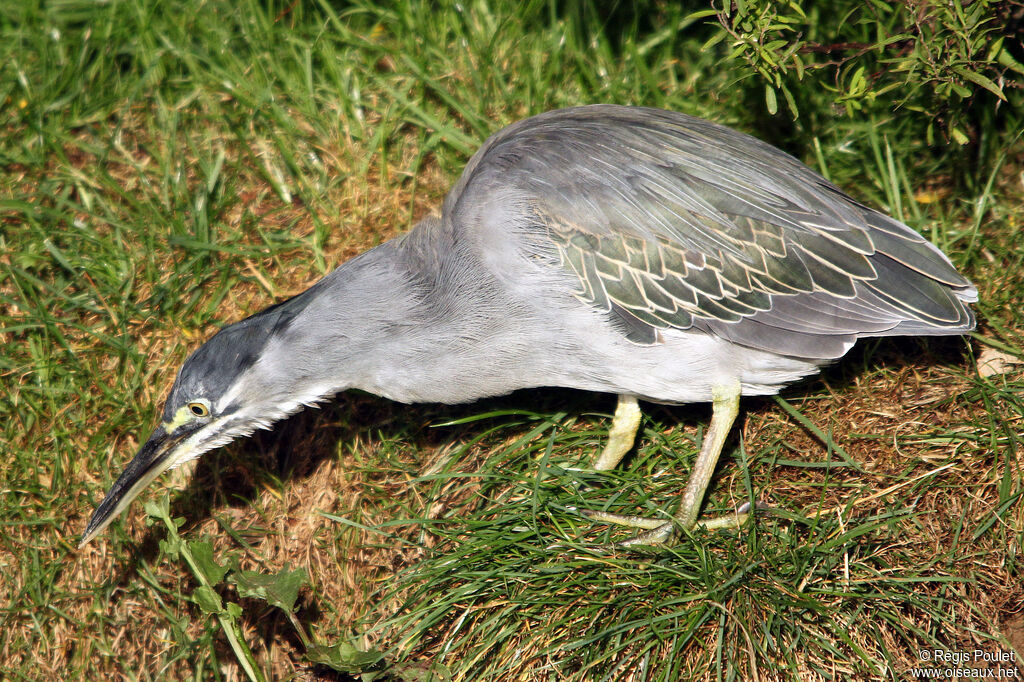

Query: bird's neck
[266,216,551,407]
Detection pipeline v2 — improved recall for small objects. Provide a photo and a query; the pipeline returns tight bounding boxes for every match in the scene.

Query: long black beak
[79,425,185,547]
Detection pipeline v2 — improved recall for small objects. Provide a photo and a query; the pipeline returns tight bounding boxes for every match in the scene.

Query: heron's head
[80,296,323,546]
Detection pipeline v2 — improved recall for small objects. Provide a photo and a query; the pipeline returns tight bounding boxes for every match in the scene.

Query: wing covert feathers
[450,106,976,359]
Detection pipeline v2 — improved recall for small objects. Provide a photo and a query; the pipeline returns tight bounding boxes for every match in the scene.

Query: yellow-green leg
[586,382,748,545]
[593,395,642,471]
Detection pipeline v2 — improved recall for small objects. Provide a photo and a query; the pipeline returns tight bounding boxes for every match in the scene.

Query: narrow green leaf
[996,43,1024,75]
[952,65,1006,100]
[765,84,778,114]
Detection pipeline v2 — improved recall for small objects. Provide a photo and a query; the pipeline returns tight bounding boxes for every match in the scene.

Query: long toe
[580,509,668,530]
[619,521,676,546]
[582,502,755,546]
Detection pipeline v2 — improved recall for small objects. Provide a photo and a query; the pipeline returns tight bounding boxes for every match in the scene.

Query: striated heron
[80,105,976,547]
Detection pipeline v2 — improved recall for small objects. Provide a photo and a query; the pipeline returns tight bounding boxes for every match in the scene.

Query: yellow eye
[187,402,210,418]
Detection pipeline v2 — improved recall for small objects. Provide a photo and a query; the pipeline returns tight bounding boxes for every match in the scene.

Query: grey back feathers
[445,105,975,361]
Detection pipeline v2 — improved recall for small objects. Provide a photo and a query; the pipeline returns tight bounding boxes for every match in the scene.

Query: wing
[444,105,976,359]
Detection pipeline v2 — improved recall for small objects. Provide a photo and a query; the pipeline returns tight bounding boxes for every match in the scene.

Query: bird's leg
[585,382,748,545]
[593,395,641,471]
[667,382,741,532]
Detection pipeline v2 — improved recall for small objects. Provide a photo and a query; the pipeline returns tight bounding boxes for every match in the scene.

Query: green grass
[2,0,1023,679]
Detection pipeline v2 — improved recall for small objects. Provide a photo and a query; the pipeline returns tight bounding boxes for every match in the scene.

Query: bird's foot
[584,383,746,546]
[583,502,752,546]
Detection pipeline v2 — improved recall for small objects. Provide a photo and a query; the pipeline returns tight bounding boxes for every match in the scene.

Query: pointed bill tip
[78,524,102,549]
[78,426,178,547]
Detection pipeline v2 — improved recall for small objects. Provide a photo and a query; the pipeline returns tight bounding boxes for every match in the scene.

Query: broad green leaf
[306,641,385,674]
[231,565,309,613]
[192,585,223,614]
[189,540,230,585]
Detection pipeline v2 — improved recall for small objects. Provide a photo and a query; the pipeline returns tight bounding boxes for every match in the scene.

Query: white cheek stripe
[166,384,338,470]
[166,416,236,470]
